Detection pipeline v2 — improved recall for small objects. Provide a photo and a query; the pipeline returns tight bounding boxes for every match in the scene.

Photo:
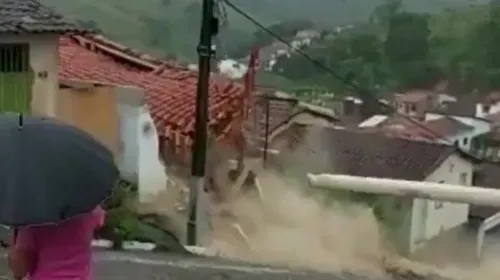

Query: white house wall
[444,130,478,151]
[421,113,491,151]
[0,33,59,116]
[409,154,472,253]
[116,103,140,183]
[476,102,500,117]
[451,116,491,150]
[137,106,168,202]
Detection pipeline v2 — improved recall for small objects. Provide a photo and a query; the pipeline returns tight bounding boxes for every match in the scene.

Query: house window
[460,172,468,185]
[463,138,469,145]
[449,163,454,172]
[410,104,416,111]
[0,44,30,72]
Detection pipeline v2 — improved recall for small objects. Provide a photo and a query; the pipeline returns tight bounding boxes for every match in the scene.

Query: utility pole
[187,0,218,246]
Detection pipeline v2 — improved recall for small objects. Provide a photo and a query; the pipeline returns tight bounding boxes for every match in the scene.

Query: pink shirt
[15,207,105,280]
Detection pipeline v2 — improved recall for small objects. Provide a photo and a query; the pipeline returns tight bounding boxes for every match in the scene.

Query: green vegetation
[270,0,500,94]
[44,0,500,93]
[44,0,486,61]
[98,180,188,253]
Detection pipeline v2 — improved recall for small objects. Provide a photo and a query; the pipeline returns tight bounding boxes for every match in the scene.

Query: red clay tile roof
[289,126,456,181]
[59,35,244,147]
[323,129,456,181]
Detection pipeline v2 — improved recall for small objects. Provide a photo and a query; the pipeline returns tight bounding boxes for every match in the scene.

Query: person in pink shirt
[8,206,106,280]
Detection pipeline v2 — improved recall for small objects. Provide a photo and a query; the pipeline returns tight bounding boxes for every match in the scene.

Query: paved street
[0,249,380,280]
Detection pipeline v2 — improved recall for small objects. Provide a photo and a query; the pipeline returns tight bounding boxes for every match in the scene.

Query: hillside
[43,0,489,62]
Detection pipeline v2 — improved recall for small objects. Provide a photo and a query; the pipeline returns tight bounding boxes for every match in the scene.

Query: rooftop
[0,0,89,33]
[358,114,473,142]
[395,90,434,103]
[59,35,244,148]
[297,127,458,181]
[387,116,473,142]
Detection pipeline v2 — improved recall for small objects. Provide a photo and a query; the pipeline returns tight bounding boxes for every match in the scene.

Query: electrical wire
[222,0,456,145]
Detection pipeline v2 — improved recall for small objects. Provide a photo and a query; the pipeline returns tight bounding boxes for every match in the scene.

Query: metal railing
[476,211,500,259]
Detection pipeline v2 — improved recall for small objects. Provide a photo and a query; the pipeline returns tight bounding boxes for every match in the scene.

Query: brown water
[138,168,500,280]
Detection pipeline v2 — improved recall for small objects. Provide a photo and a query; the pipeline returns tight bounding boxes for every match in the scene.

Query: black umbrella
[0,112,119,226]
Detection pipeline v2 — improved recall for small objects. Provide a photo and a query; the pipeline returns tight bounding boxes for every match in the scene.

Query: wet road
[0,250,376,280]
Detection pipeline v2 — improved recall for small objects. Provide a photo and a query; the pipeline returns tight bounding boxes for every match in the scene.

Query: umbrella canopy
[0,113,119,226]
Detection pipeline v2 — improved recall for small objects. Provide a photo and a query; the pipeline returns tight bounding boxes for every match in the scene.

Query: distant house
[243,88,339,157]
[0,0,89,115]
[476,91,500,118]
[331,95,392,127]
[357,112,491,153]
[392,90,461,118]
[393,90,439,119]
[273,127,476,255]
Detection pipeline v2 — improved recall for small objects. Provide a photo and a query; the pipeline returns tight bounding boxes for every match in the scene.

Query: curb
[92,239,221,257]
[92,239,156,251]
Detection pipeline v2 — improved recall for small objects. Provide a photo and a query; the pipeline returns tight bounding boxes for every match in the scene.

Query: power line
[222,0,455,145]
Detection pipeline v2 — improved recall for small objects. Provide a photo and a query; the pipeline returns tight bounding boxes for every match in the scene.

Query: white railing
[307,173,500,260]
[477,211,500,259]
[307,174,500,206]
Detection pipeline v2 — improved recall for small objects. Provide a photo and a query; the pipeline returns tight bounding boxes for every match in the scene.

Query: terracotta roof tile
[295,127,456,181]
[59,35,244,147]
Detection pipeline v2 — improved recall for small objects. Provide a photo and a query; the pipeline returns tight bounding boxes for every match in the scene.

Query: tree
[160,0,171,6]
[384,12,430,64]
[369,0,403,38]
[143,17,171,49]
[78,19,99,30]
[349,34,381,63]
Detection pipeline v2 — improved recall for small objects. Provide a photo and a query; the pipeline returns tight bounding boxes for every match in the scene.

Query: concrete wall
[116,102,140,183]
[0,33,59,116]
[57,81,120,157]
[137,105,168,202]
[437,116,491,151]
[115,87,167,202]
